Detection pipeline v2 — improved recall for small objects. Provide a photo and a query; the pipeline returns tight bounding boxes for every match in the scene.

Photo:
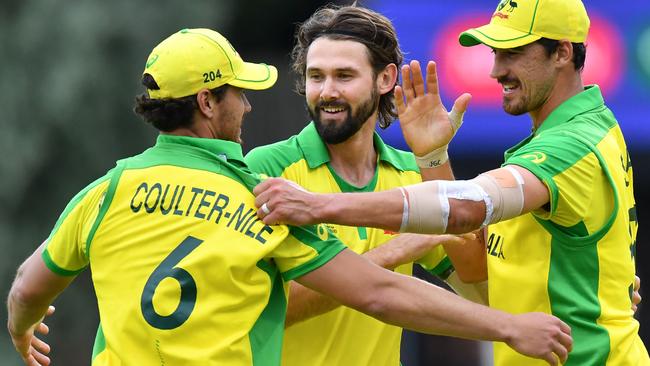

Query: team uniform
[42,135,346,366]
[487,86,649,365]
[245,122,453,366]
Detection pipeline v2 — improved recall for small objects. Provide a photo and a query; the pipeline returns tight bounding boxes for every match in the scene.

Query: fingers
[459,232,478,241]
[31,335,51,355]
[35,322,49,335]
[542,352,558,366]
[46,306,55,317]
[401,64,415,103]
[410,60,426,98]
[30,347,51,366]
[449,93,472,133]
[253,178,273,196]
[425,61,440,98]
[394,85,405,116]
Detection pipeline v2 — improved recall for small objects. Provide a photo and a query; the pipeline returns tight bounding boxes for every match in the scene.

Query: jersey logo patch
[521,152,547,164]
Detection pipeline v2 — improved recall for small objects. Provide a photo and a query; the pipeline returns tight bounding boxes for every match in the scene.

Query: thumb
[449,93,472,133]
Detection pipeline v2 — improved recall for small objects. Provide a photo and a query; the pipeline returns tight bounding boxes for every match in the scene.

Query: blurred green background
[1,1,647,365]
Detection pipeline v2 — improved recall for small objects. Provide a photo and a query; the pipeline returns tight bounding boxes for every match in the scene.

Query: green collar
[295,122,409,171]
[535,85,604,135]
[155,134,246,165]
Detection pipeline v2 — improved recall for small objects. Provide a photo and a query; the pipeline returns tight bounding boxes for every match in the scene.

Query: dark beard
[309,88,379,144]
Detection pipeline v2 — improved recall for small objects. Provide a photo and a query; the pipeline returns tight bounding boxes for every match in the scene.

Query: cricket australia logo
[497,0,518,12]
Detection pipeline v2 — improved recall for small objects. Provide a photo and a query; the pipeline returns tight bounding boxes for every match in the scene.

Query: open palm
[395,60,471,156]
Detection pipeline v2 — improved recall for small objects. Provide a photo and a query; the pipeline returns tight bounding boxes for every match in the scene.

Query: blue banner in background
[370,0,650,153]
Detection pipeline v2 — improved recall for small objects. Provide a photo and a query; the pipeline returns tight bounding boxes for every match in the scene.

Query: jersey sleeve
[416,246,454,280]
[42,173,113,275]
[504,131,599,226]
[245,145,290,177]
[272,224,347,281]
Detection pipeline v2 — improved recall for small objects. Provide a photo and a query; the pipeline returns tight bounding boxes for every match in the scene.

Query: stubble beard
[309,87,379,144]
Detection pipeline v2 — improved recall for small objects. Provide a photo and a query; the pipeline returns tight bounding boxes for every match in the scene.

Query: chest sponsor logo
[487,232,506,259]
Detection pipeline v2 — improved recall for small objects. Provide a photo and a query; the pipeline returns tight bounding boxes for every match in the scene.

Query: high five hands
[395,60,471,156]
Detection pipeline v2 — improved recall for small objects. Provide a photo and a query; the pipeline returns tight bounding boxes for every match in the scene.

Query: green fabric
[91,324,106,362]
[126,134,263,191]
[424,256,455,280]
[41,249,85,276]
[246,122,419,175]
[281,225,346,281]
[503,85,616,217]
[85,163,124,258]
[250,261,287,366]
[547,222,610,365]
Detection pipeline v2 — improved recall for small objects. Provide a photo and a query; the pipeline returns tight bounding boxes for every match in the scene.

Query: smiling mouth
[321,106,346,114]
[501,83,520,95]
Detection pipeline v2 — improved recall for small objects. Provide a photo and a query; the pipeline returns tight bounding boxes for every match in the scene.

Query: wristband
[415,145,449,169]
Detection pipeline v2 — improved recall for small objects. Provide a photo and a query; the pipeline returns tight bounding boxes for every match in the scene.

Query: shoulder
[380,144,419,173]
[245,136,305,176]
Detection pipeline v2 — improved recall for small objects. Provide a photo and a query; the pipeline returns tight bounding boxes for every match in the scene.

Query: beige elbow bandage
[399,166,525,233]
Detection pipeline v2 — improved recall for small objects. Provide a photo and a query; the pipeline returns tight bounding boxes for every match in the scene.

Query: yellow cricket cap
[143,28,278,99]
[459,0,590,49]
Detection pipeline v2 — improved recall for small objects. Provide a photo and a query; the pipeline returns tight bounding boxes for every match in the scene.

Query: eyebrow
[306,66,359,73]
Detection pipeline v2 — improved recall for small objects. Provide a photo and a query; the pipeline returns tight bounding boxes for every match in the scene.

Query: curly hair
[291,4,403,129]
[133,74,228,132]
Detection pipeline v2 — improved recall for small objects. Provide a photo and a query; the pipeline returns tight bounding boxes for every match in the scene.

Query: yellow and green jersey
[487,86,648,366]
[42,134,346,366]
[245,123,452,366]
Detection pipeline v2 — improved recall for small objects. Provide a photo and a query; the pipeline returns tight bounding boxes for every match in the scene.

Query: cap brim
[228,62,278,90]
[459,23,541,49]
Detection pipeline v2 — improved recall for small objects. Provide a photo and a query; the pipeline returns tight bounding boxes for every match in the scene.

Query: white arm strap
[399,167,525,234]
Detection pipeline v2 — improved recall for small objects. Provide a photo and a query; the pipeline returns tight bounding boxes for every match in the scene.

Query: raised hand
[395,60,471,156]
[506,312,573,365]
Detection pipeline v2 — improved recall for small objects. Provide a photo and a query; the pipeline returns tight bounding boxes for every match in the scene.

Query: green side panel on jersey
[250,260,286,366]
[547,222,610,365]
[91,324,106,362]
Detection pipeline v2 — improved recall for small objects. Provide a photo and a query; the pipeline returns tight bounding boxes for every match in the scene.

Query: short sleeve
[504,131,598,226]
[272,223,346,281]
[42,174,112,276]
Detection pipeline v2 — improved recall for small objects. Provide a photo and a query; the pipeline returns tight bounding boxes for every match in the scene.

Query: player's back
[86,140,289,365]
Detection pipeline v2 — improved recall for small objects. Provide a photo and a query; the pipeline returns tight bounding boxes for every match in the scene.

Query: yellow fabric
[488,127,647,365]
[459,0,590,49]
[144,28,277,98]
[43,134,346,365]
[280,160,446,366]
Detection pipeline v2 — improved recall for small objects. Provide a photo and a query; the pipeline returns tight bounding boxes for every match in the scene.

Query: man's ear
[555,40,574,68]
[196,89,216,118]
[377,63,398,95]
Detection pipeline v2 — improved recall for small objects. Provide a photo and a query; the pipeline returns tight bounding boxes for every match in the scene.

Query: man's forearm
[286,237,432,327]
[319,190,404,232]
[7,248,74,336]
[8,267,53,336]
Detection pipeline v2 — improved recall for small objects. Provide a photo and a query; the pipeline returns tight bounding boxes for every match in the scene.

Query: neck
[530,72,584,130]
[325,118,378,187]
